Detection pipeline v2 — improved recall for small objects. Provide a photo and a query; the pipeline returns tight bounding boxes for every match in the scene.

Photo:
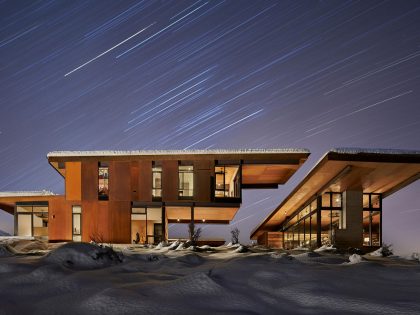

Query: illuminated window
[179,164,194,198]
[215,165,240,198]
[72,206,82,242]
[16,203,48,240]
[363,193,382,246]
[152,162,162,199]
[98,162,109,200]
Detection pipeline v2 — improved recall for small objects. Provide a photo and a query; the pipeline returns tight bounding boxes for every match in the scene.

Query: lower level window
[72,206,82,242]
[363,210,381,246]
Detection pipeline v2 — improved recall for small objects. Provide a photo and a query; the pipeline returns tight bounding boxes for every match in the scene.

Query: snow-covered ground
[0,240,419,315]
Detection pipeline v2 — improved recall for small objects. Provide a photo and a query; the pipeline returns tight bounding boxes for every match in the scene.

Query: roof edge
[47,148,310,158]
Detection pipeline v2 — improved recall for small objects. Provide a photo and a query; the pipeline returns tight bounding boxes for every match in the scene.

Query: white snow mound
[314,245,336,252]
[348,254,363,264]
[44,243,123,269]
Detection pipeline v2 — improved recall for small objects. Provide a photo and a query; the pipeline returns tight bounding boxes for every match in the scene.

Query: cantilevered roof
[48,148,310,187]
[251,148,420,240]
[47,149,309,157]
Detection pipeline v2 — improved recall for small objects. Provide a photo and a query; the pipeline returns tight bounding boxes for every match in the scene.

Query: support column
[335,190,363,248]
[189,206,194,240]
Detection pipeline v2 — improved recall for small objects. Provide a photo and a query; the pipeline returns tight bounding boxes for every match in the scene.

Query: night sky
[0,0,419,253]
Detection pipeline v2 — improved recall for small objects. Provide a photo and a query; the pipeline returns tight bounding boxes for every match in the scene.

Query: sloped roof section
[251,148,420,240]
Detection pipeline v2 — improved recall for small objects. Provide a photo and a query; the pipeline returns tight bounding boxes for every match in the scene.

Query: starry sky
[0,0,419,253]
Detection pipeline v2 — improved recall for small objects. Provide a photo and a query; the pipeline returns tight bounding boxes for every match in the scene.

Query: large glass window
[131,206,163,244]
[98,162,109,200]
[72,206,82,242]
[310,211,317,248]
[16,203,48,239]
[152,162,162,199]
[179,164,194,198]
[215,165,240,198]
[363,193,382,246]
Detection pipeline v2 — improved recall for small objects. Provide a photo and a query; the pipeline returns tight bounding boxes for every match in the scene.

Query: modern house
[0,149,309,244]
[251,148,420,250]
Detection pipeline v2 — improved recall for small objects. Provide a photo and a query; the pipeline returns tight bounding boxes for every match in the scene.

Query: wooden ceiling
[242,164,299,185]
[251,150,420,239]
[166,206,239,223]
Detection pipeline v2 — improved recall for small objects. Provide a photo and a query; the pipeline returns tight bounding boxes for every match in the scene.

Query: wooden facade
[0,149,309,244]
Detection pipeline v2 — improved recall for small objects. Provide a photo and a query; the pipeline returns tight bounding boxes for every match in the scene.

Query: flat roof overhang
[47,149,310,186]
[251,148,420,240]
[0,194,62,215]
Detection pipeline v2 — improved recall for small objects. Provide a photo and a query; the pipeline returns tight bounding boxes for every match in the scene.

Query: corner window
[98,162,109,200]
[152,162,162,199]
[179,163,194,198]
[215,165,240,198]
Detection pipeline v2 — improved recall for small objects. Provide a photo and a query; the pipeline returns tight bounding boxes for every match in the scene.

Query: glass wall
[179,164,194,198]
[152,162,162,199]
[283,198,318,249]
[131,206,163,244]
[72,206,82,242]
[16,203,48,239]
[98,162,109,200]
[363,193,382,246]
[283,192,343,249]
[215,165,240,198]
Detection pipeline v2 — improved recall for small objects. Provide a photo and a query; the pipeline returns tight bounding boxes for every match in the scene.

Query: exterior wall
[162,160,178,202]
[335,190,363,248]
[194,160,213,202]
[48,197,73,242]
[257,231,283,248]
[138,160,152,201]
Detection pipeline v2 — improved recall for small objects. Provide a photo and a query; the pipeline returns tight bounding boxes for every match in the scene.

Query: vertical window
[152,162,162,199]
[98,162,109,200]
[214,165,240,198]
[363,193,382,246]
[179,163,194,198]
[72,206,82,242]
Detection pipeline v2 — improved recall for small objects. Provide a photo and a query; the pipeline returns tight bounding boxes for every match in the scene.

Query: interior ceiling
[242,164,299,185]
[252,159,420,239]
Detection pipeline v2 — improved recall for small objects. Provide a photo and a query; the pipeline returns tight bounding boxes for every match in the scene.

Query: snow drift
[44,243,123,270]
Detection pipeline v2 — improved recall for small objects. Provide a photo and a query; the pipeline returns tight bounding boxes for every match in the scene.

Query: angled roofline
[250,147,420,239]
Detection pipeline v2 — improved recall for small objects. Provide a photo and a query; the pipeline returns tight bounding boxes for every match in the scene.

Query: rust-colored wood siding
[48,197,72,241]
[138,160,152,201]
[109,161,131,201]
[65,162,81,201]
[82,161,98,201]
[194,160,213,202]
[81,200,130,243]
[109,201,131,243]
[130,161,140,201]
[162,160,178,202]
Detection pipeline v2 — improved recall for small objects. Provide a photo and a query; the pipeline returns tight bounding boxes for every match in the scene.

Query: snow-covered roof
[47,148,310,158]
[0,190,56,197]
[331,147,420,155]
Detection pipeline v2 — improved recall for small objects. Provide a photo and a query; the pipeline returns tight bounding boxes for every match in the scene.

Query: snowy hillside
[0,240,419,314]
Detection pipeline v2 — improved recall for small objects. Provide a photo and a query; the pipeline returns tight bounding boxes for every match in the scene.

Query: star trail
[0,0,419,252]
